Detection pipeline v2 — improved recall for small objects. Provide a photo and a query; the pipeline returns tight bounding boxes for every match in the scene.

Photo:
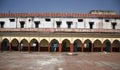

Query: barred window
[56,21,62,28]
[0,21,5,28]
[34,21,40,28]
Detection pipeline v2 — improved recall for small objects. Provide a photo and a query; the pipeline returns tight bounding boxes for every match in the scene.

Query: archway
[73,39,82,52]
[62,39,70,52]
[84,39,92,52]
[2,38,9,51]
[30,39,38,52]
[93,40,102,52]
[50,39,59,52]
[20,39,28,51]
[103,40,111,52]
[112,40,120,52]
[11,39,19,51]
[40,39,49,52]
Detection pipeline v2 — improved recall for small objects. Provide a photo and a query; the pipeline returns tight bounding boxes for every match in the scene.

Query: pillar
[91,43,94,52]
[0,42,1,52]
[101,44,103,52]
[38,43,40,52]
[59,43,62,52]
[18,43,20,52]
[110,44,112,52]
[70,43,73,52]
[82,43,84,52]
[119,45,120,52]
[28,43,30,52]
[48,44,50,52]
[9,43,11,51]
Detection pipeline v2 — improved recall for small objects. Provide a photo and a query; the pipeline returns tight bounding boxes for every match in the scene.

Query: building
[0,10,120,52]
[89,10,116,15]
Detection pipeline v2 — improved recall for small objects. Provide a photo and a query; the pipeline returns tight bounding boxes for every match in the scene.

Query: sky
[0,0,120,14]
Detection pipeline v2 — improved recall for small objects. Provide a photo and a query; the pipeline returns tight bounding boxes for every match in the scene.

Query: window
[56,21,61,28]
[105,19,109,22]
[111,22,117,29]
[9,19,15,22]
[67,21,72,28]
[89,22,94,29]
[28,19,31,22]
[0,22,5,28]
[20,21,25,28]
[78,19,83,22]
[45,18,51,22]
[34,21,40,28]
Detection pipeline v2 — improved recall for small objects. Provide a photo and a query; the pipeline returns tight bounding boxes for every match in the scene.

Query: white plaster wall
[84,18,90,28]
[103,19,111,29]
[44,18,53,28]
[116,19,120,29]
[60,20,67,28]
[0,18,11,28]
[77,18,84,28]
[0,17,120,29]
[93,18,102,29]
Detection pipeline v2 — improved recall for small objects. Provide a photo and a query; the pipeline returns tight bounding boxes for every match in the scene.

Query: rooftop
[0,13,120,18]
[89,10,116,15]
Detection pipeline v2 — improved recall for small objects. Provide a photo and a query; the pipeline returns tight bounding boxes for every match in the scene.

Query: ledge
[0,28,120,33]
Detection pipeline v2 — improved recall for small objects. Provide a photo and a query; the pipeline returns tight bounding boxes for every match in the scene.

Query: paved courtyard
[0,52,120,70]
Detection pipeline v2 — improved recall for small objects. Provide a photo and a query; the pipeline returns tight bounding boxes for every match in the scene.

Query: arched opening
[62,39,70,52]
[93,40,102,52]
[84,39,92,52]
[11,39,19,51]
[20,39,28,51]
[103,40,111,52]
[112,40,120,52]
[50,39,59,52]
[30,39,38,52]
[40,39,49,52]
[73,39,82,52]
[2,38,9,51]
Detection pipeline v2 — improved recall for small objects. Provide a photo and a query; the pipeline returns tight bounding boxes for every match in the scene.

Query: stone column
[91,43,94,52]
[38,43,40,52]
[110,44,112,52]
[82,43,84,52]
[119,45,120,52]
[9,43,11,51]
[18,43,20,52]
[101,44,103,52]
[48,44,50,52]
[59,43,62,52]
[0,42,1,52]
[28,43,30,52]
[70,43,73,52]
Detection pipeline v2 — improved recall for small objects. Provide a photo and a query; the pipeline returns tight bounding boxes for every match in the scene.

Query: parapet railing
[0,28,120,33]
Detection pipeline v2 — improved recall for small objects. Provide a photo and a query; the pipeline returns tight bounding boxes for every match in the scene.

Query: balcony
[0,28,120,33]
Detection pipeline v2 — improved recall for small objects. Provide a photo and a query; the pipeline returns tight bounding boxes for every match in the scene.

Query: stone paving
[0,52,120,70]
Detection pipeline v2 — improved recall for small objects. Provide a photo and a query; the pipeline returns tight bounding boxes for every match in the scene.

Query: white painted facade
[0,17,120,29]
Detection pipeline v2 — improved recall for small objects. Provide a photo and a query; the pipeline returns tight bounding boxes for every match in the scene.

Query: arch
[73,39,82,52]
[112,40,120,52]
[62,39,70,52]
[50,39,59,52]
[11,38,19,51]
[20,39,29,51]
[1,38,9,51]
[103,39,111,52]
[61,38,71,43]
[40,39,49,52]
[84,39,92,52]
[30,39,38,52]
[93,39,102,52]
[50,38,60,43]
